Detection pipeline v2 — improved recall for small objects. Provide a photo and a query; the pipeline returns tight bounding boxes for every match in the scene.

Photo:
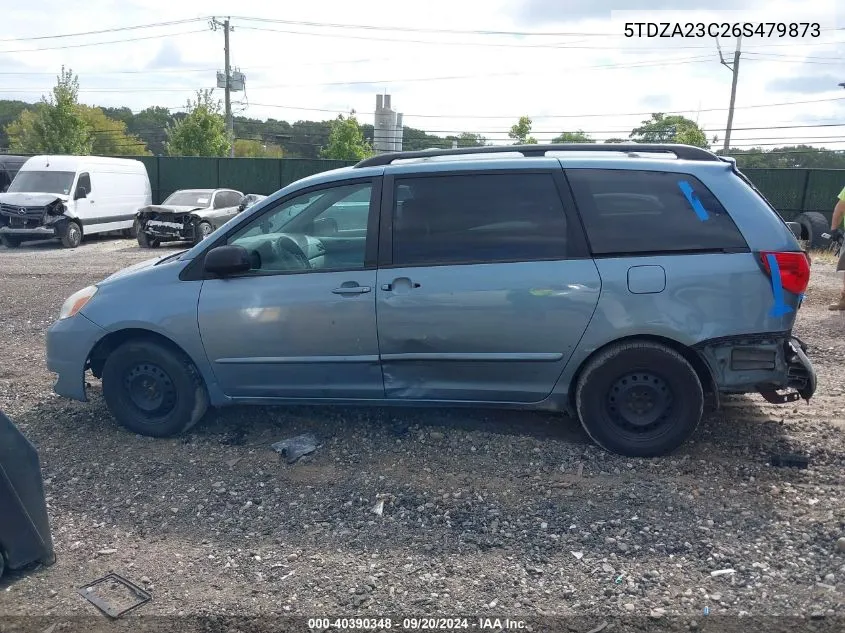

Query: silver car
[46,144,816,457]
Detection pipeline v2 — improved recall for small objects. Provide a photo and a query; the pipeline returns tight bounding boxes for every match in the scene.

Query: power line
[236,24,845,52]
[247,96,845,120]
[0,18,207,42]
[0,28,208,53]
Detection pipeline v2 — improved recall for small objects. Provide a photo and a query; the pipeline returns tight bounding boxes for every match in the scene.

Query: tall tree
[78,105,150,156]
[165,89,230,157]
[509,116,538,144]
[5,67,91,154]
[552,130,595,143]
[320,112,373,160]
[629,113,709,148]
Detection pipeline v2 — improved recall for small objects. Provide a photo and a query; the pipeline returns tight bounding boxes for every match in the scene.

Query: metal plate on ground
[77,572,151,618]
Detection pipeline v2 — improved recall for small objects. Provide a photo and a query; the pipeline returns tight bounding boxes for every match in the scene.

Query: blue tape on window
[767,254,794,317]
[677,180,709,221]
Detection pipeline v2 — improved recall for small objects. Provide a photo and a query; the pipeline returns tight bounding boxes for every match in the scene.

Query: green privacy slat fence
[116,156,845,214]
[742,168,845,221]
[126,157,355,204]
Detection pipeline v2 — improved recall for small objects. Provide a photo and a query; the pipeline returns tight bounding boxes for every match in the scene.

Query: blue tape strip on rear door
[767,253,794,317]
[677,180,709,221]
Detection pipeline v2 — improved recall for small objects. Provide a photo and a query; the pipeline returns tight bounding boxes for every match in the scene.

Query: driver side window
[227,181,373,275]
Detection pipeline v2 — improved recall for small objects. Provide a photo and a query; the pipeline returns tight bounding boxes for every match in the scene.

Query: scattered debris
[271,434,318,464]
[770,453,809,469]
[96,549,117,556]
[711,569,736,577]
[77,573,151,618]
[571,551,584,560]
[225,456,243,468]
[586,622,608,633]
[372,499,385,516]
[836,537,845,554]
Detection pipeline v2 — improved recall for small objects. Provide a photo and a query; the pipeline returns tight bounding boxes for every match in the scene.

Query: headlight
[59,286,98,320]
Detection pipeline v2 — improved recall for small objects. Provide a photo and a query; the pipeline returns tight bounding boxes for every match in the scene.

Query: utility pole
[211,17,235,157]
[716,35,742,153]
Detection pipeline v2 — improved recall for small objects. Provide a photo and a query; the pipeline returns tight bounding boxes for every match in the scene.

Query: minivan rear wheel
[101,339,208,437]
[575,341,703,457]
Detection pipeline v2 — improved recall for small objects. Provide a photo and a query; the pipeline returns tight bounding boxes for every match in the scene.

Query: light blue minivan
[46,144,816,457]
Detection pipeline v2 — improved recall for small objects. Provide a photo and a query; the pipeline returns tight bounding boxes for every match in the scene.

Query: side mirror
[312,217,338,236]
[204,245,252,277]
[74,186,88,200]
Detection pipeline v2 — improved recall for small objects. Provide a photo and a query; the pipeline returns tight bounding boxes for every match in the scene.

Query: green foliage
[7,67,92,154]
[604,138,626,143]
[552,130,595,144]
[234,138,284,158]
[629,113,709,148]
[320,112,373,161]
[509,116,537,144]
[165,90,230,157]
[722,145,845,169]
[78,105,150,156]
[445,132,488,147]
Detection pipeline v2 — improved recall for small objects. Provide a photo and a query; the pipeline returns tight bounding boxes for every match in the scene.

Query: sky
[1,0,844,149]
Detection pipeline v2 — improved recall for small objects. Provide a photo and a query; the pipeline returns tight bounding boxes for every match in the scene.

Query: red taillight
[760,251,811,296]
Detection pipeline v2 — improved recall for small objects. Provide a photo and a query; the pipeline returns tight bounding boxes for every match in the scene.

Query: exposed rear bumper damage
[694,333,816,404]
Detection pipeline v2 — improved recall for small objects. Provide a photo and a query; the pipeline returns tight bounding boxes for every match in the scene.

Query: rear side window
[566,169,748,255]
[392,172,569,266]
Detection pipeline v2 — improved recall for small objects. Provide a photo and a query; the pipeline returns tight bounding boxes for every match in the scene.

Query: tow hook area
[758,337,816,404]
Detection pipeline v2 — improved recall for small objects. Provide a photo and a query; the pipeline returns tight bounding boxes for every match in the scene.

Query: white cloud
[1,0,843,148]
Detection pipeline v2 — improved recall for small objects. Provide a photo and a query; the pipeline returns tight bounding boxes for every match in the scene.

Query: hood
[100,256,165,283]
[139,204,205,215]
[0,192,69,206]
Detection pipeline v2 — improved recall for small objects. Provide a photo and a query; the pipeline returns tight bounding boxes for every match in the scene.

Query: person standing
[828,185,845,310]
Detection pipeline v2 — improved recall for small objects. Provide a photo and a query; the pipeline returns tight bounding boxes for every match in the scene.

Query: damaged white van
[0,155,151,248]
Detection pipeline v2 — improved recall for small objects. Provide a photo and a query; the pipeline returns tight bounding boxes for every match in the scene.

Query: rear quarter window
[566,169,748,255]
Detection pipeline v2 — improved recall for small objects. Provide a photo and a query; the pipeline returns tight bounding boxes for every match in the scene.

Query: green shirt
[839,186,845,227]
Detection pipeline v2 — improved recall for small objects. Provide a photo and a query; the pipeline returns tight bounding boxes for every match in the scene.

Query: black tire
[194,221,213,245]
[0,548,5,579]
[0,234,22,248]
[101,338,209,438]
[136,227,160,249]
[575,341,704,458]
[60,221,82,249]
[795,212,830,250]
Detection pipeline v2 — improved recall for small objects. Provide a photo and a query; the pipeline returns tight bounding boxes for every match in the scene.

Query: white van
[0,155,152,248]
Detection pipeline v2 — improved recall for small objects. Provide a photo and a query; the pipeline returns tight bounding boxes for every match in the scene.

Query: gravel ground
[0,236,843,629]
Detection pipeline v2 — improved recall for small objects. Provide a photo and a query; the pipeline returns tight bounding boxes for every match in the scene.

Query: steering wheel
[275,234,311,269]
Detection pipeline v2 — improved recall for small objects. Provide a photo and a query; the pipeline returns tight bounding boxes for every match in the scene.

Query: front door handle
[332,284,371,295]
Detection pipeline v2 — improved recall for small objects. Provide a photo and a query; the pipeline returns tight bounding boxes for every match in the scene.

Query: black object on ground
[0,409,56,579]
[271,433,319,464]
[770,453,810,469]
[77,572,152,618]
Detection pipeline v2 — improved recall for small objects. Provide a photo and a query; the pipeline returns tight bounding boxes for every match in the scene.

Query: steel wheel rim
[123,362,177,416]
[606,371,673,434]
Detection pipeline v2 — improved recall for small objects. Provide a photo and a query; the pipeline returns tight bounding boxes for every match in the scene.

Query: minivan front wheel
[101,339,208,437]
[575,341,703,458]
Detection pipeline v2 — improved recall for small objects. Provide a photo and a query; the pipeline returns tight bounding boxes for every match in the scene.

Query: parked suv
[45,144,816,457]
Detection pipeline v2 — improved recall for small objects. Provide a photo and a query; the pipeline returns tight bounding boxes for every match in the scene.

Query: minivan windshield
[7,171,75,195]
[163,191,214,207]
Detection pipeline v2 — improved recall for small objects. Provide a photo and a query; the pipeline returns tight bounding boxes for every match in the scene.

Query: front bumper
[142,220,197,242]
[46,313,107,402]
[0,226,57,238]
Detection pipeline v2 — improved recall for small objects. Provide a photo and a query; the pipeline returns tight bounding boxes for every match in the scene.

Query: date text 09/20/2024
[307,618,527,630]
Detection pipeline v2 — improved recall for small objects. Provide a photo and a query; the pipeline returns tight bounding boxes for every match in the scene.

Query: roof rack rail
[354,143,720,168]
